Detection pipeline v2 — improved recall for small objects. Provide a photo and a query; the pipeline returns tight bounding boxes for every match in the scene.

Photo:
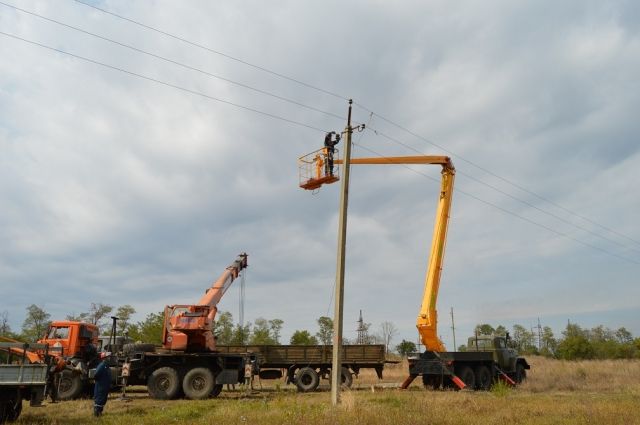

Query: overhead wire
[358,106,640,249]
[8,1,638,260]
[0,1,346,123]
[0,31,328,134]
[349,142,640,266]
[72,0,349,102]
[365,127,640,257]
[66,0,640,254]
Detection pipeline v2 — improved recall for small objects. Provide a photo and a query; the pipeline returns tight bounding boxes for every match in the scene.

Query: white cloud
[1,0,639,347]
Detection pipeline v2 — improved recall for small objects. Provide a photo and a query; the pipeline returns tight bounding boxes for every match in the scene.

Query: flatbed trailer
[123,348,253,400]
[216,344,387,392]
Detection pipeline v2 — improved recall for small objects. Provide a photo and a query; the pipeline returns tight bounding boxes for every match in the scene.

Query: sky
[1,0,639,350]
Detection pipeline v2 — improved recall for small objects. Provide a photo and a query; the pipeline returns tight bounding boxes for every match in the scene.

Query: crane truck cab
[37,321,103,400]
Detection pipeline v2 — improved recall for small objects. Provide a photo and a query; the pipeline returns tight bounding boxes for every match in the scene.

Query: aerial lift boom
[299,152,455,352]
[162,253,248,352]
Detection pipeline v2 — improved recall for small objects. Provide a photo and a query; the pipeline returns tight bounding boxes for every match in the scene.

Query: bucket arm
[336,156,455,352]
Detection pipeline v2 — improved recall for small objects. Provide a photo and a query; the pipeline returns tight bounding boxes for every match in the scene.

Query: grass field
[16,356,640,425]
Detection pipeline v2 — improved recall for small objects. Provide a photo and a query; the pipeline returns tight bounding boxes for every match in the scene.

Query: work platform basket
[298,148,340,190]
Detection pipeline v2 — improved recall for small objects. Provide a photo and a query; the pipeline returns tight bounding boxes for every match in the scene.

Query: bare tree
[87,303,113,332]
[379,321,398,353]
[0,310,11,336]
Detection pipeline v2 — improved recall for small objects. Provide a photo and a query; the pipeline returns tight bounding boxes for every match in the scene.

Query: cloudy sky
[1,0,639,349]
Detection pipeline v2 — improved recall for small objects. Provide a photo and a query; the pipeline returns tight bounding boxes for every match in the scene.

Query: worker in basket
[324,131,340,176]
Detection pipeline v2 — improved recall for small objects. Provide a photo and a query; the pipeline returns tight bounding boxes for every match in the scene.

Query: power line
[69,0,639,250]
[350,142,640,266]
[366,127,640,258]
[72,0,349,102]
[0,1,345,123]
[0,31,328,134]
[359,107,640,249]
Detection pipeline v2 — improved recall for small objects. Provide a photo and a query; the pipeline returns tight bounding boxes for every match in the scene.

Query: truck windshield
[47,326,70,339]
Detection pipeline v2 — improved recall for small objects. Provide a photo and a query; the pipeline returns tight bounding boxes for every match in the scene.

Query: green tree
[231,323,251,345]
[250,318,276,345]
[540,326,557,357]
[115,305,136,335]
[396,339,416,356]
[316,316,333,345]
[269,319,284,344]
[556,323,593,360]
[475,324,495,336]
[290,330,318,345]
[615,327,633,344]
[214,311,234,345]
[128,311,164,344]
[21,304,51,342]
[494,325,507,336]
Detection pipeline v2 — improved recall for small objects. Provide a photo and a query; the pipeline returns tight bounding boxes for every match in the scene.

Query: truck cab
[38,321,99,360]
[466,335,529,381]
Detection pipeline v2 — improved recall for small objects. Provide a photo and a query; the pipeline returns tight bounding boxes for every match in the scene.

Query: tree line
[459,322,640,360]
[0,305,400,353]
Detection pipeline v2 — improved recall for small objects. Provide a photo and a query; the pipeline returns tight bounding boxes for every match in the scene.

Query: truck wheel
[58,370,84,401]
[457,366,475,390]
[4,396,22,422]
[148,367,181,400]
[183,368,215,400]
[515,363,527,384]
[341,367,353,388]
[210,384,223,398]
[475,365,492,390]
[295,367,319,392]
[422,375,441,389]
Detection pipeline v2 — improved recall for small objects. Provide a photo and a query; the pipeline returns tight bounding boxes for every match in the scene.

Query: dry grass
[15,357,640,425]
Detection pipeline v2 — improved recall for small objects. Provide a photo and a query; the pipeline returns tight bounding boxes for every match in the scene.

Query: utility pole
[331,99,353,406]
[450,307,456,352]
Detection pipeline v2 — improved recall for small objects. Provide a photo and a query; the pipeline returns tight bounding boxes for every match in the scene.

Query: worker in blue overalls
[93,352,112,417]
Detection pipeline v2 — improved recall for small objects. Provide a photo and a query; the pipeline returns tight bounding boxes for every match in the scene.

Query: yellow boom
[336,155,455,352]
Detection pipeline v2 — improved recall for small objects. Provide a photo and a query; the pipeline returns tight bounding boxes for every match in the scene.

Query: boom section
[336,156,455,352]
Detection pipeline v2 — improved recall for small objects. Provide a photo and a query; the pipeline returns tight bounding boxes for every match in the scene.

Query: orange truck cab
[38,321,99,359]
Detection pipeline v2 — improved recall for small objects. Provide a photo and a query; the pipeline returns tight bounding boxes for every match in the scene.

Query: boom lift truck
[299,143,529,391]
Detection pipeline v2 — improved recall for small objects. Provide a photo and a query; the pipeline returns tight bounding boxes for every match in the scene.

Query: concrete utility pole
[331,99,353,406]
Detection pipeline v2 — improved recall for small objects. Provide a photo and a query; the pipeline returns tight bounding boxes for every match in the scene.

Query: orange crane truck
[121,253,254,399]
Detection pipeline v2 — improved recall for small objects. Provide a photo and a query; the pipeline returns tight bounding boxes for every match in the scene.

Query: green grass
[15,357,640,425]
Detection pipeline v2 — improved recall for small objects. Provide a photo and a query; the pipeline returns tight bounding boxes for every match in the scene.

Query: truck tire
[515,363,527,384]
[295,367,319,392]
[122,343,156,355]
[182,367,215,400]
[210,384,223,398]
[5,399,21,423]
[341,367,353,388]
[148,367,181,400]
[475,365,492,391]
[457,366,475,390]
[58,370,84,401]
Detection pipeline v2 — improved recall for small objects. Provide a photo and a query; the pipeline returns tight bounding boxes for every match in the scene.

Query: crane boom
[335,156,455,351]
[162,253,248,352]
